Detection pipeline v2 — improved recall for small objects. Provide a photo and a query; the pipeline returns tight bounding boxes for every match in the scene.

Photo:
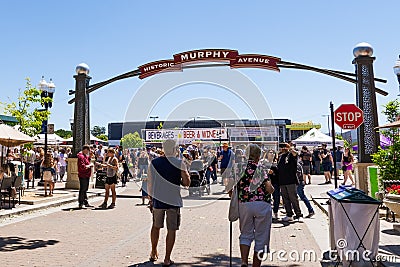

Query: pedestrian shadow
[0,236,59,251]
[128,253,242,267]
[61,207,86,211]
[381,229,400,236]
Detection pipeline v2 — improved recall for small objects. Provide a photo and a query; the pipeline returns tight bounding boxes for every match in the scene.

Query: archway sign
[138,49,280,79]
[69,45,387,166]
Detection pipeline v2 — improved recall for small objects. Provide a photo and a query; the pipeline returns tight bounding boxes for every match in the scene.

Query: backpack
[296,162,303,184]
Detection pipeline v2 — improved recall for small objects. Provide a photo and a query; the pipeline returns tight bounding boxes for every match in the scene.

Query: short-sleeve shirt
[237,160,271,203]
[300,151,312,166]
[220,149,233,168]
[321,149,331,164]
[150,157,183,209]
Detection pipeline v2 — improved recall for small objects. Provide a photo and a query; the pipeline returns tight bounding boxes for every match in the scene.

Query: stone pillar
[72,73,91,157]
[65,158,80,189]
[352,47,380,163]
[352,43,380,193]
[354,163,375,194]
[65,158,95,189]
[66,69,92,189]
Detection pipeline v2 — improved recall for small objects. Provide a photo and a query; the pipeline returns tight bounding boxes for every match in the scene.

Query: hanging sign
[145,128,228,143]
[138,49,281,79]
[230,54,280,72]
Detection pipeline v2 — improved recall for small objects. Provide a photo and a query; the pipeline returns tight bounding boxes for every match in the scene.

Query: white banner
[145,128,228,143]
[228,127,278,138]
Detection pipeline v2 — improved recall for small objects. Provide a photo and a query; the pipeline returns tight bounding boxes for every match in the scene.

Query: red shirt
[77,151,91,178]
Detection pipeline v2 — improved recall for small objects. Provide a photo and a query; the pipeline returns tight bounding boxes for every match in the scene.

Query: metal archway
[68,47,387,165]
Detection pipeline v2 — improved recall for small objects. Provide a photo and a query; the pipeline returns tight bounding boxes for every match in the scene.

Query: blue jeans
[296,183,314,213]
[205,169,212,184]
[272,183,280,214]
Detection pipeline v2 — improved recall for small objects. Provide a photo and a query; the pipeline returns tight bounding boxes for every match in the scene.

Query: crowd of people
[118,140,355,267]
[2,139,355,266]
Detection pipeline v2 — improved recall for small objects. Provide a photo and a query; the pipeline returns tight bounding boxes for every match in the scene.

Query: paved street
[0,179,326,267]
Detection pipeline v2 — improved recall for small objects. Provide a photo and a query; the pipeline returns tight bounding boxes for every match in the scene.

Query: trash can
[327,186,381,267]
[95,170,106,189]
[367,166,379,199]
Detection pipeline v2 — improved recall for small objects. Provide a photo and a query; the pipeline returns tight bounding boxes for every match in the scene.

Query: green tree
[91,125,106,137]
[120,132,143,148]
[372,99,400,181]
[96,134,108,141]
[55,129,72,139]
[1,78,50,137]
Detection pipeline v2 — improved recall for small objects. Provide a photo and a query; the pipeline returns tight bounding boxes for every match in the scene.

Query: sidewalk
[0,174,399,266]
[0,179,129,221]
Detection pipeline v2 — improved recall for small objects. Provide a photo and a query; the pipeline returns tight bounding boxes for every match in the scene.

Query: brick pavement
[0,183,325,267]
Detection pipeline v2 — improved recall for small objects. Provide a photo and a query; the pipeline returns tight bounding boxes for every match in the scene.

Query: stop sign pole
[330,102,338,189]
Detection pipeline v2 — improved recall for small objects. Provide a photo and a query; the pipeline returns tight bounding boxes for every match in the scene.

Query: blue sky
[1,0,399,134]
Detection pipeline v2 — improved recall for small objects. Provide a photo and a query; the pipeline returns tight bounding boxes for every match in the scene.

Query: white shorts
[238,201,272,253]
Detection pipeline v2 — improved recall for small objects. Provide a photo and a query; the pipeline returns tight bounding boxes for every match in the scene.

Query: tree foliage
[96,134,108,141]
[55,129,72,139]
[372,99,400,181]
[91,125,106,137]
[1,78,51,137]
[120,132,143,148]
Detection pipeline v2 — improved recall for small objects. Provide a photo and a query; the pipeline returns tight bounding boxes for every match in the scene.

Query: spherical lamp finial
[353,42,373,57]
[75,63,90,75]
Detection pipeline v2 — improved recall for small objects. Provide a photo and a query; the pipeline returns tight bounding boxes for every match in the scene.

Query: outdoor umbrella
[0,124,35,147]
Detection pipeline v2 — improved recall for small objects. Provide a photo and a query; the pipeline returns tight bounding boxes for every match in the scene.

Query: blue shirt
[150,157,183,209]
[220,149,233,168]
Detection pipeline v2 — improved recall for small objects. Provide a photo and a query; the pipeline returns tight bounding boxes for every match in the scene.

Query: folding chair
[13,175,23,205]
[0,177,13,209]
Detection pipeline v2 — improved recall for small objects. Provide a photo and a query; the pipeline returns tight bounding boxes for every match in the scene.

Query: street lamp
[37,76,55,186]
[322,114,330,136]
[149,116,159,129]
[393,55,400,96]
[38,76,56,153]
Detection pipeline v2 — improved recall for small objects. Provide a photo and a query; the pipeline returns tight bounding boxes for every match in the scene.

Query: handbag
[342,164,347,172]
[228,186,239,222]
[43,170,53,181]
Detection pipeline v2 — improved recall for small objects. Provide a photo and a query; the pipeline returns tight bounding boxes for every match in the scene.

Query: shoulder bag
[228,186,239,222]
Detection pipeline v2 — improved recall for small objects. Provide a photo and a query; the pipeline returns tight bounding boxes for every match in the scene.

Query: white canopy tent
[293,128,344,149]
[65,134,107,144]
[36,133,66,145]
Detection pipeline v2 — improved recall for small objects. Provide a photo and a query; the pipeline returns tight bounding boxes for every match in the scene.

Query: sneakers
[108,203,115,209]
[282,216,293,222]
[306,212,315,218]
[84,203,94,208]
[99,202,107,209]
[294,216,304,222]
[273,213,278,220]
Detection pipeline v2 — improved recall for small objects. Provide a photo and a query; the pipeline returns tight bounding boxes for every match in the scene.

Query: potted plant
[372,100,400,214]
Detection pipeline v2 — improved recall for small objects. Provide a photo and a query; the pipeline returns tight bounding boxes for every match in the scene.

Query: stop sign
[334,104,364,129]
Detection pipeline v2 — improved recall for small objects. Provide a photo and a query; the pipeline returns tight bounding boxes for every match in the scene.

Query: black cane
[230,221,232,267]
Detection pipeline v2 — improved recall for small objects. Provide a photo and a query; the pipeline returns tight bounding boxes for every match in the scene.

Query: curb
[0,192,103,220]
[311,196,329,216]
[0,187,126,220]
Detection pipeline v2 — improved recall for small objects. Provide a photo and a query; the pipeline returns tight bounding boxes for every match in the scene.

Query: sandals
[149,252,158,262]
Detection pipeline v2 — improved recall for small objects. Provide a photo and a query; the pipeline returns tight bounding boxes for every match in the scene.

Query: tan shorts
[152,208,181,230]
